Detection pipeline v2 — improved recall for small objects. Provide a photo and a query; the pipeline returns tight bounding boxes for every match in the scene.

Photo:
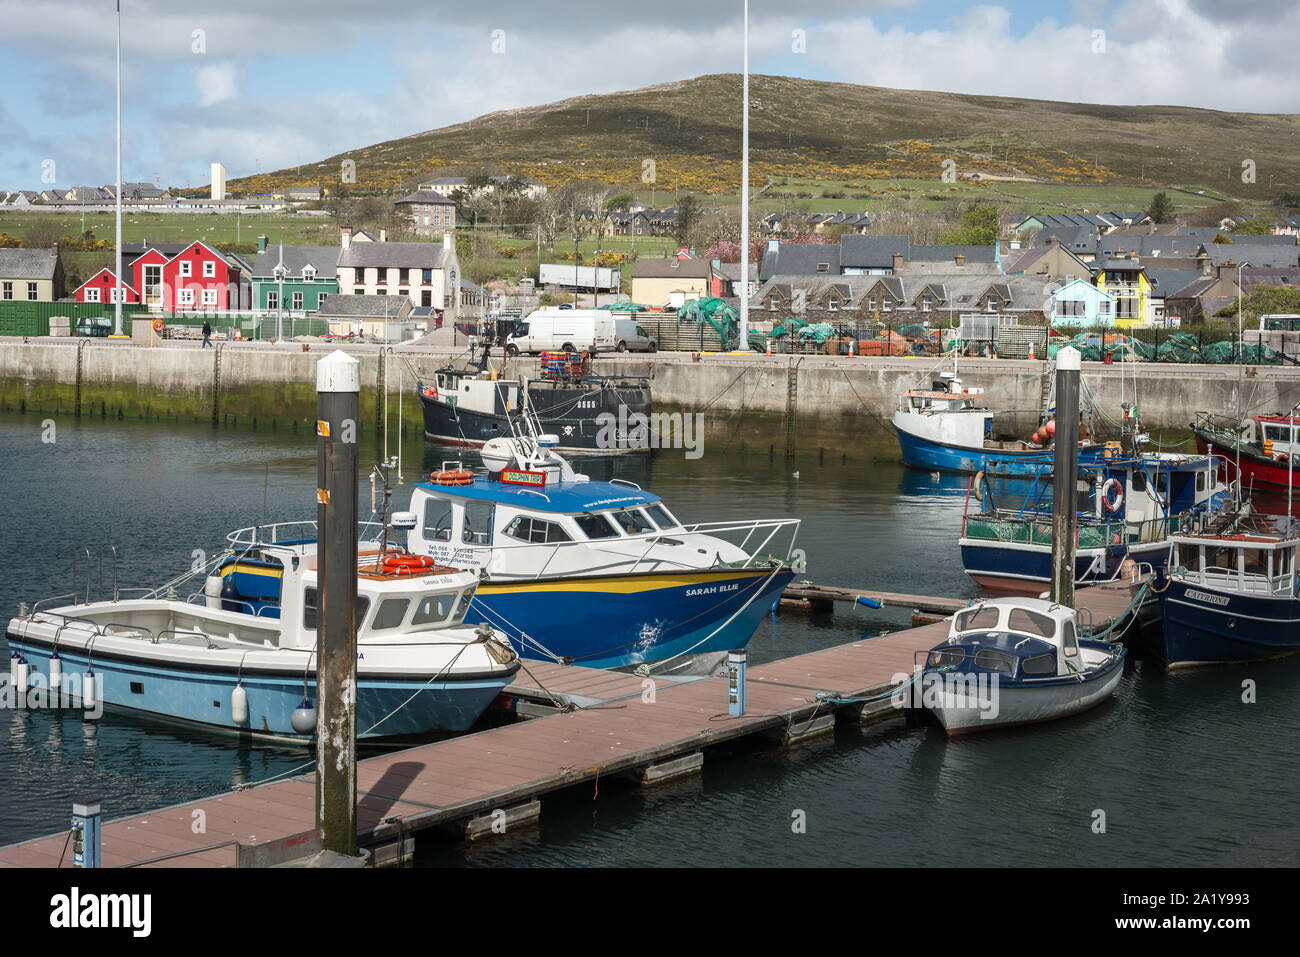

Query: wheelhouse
[928,597,1083,680]
[1168,514,1300,598]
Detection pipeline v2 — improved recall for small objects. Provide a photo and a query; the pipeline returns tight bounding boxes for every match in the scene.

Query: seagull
[792,471,800,479]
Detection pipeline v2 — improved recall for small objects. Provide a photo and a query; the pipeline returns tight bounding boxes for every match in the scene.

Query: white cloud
[194,63,238,107]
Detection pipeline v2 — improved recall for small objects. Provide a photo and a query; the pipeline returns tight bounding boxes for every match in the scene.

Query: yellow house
[0,247,65,302]
[631,257,710,307]
[1094,257,1150,329]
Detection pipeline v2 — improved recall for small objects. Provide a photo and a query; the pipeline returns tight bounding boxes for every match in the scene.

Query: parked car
[613,317,657,352]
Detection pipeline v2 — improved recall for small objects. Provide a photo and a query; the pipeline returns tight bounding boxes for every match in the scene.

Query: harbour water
[1,412,1296,866]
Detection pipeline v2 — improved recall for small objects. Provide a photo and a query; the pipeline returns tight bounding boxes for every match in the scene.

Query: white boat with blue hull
[400,434,800,673]
[1153,513,1300,668]
[914,597,1125,734]
[959,451,1230,594]
[5,527,520,745]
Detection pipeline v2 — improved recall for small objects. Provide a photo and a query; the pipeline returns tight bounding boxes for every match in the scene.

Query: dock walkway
[0,583,1138,868]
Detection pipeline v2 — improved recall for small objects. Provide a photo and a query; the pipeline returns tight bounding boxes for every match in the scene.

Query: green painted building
[250,237,339,313]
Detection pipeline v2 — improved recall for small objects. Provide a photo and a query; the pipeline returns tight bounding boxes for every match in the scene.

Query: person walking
[202,319,212,348]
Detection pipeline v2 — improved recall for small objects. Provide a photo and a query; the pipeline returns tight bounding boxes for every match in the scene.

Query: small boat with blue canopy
[914,596,1126,733]
[400,431,800,673]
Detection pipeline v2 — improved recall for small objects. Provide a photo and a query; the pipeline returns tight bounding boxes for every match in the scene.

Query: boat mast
[113,0,123,335]
[737,0,749,354]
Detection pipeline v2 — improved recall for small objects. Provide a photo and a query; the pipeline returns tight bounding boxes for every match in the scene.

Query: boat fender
[49,652,61,696]
[220,578,241,612]
[15,656,28,694]
[83,669,99,716]
[204,575,224,610]
[856,596,883,609]
[8,650,16,686]
[291,698,317,735]
[231,682,249,726]
[1102,478,1124,513]
[972,470,986,502]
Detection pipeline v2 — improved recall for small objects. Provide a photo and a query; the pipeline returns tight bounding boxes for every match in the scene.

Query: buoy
[1045,419,1056,437]
[49,652,61,697]
[855,595,883,609]
[1102,477,1124,513]
[291,697,317,735]
[15,656,28,694]
[204,575,223,609]
[1032,429,1043,445]
[9,650,16,686]
[430,469,474,486]
[83,668,98,715]
[151,317,164,334]
[972,470,986,502]
[231,681,249,726]
[1120,558,1138,581]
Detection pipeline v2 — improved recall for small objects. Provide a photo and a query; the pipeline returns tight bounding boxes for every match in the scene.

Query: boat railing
[102,622,155,642]
[675,518,802,566]
[962,513,1179,549]
[226,522,319,548]
[157,629,219,649]
[29,594,83,619]
[185,593,282,617]
[1186,565,1293,597]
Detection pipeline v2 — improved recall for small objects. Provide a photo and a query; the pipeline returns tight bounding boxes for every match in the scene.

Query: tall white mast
[113,0,123,335]
[737,0,749,353]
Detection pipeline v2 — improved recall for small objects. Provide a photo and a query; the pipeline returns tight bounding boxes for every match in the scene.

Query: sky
[1,0,1298,190]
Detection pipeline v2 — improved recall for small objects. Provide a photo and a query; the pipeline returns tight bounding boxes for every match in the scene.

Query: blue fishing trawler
[400,433,800,673]
[959,451,1229,594]
[1154,512,1300,668]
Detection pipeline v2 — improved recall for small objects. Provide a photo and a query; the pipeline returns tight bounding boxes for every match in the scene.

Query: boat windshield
[955,606,999,632]
[412,591,459,626]
[574,512,620,539]
[644,504,679,530]
[613,509,655,535]
[1007,608,1056,639]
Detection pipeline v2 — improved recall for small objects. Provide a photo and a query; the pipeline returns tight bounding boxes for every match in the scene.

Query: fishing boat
[400,432,800,673]
[1152,511,1300,668]
[1192,410,1300,493]
[420,343,651,454]
[959,451,1229,593]
[4,525,520,744]
[913,597,1125,733]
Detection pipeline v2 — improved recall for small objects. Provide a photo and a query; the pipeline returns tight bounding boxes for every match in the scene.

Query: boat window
[1131,471,1147,493]
[1243,548,1268,576]
[371,598,410,630]
[302,589,369,631]
[463,501,494,546]
[504,516,571,544]
[1196,472,1206,492]
[412,592,457,626]
[423,498,453,543]
[955,606,1000,632]
[645,504,680,529]
[1176,543,1199,570]
[1062,621,1078,657]
[1264,424,1285,442]
[457,588,474,619]
[1007,608,1056,638]
[1207,546,1236,570]
[615,509,655,535]
[927,647,966,668]
[574,512,620,539]
[973,649,1016,674]
[1021,652,1056,675]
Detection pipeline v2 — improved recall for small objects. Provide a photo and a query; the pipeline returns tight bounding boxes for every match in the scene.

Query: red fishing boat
[1193,411,1299,492]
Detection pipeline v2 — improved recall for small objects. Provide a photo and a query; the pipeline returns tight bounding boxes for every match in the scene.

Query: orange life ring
[380,554,436,572]
[431,468,474,486]
[151,318,164,334]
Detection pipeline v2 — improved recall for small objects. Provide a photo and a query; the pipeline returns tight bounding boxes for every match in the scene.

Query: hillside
[224,73,1300,201]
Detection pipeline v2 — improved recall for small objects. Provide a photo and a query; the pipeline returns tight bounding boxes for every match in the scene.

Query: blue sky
[2,0,1297,190]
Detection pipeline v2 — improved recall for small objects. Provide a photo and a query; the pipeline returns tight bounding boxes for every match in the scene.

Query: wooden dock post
[1051,346,1081,608]
[316,351,360,858]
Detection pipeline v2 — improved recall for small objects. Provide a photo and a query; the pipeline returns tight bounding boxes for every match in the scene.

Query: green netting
[1055,330,1280,364]
[964,518,1121,548]
[797,322,837,343]
[899,324,928,339]
[769,316,808,338]
[676,297,743,349]
[596,302,650,312]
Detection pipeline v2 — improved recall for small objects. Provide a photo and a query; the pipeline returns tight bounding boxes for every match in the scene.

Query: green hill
[225,73,1300,202]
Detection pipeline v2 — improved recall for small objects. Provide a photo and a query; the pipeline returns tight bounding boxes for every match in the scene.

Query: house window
[179,261,191,277]
[882,300,893,312]
[868,296,877,310]
[828,299,839,311]
[816,263,829,273]
[292,292,303,310]
[422,291,432,307]
[422,269,432,284]
[922,296,933,312]
[85,288,100,303]
[399,268,409,284]
[1,282,11,300]
[202,290,217,306]
[374,269,386,285]
[178,289,195,307]
[144,265,162,304]
[354,287,364,296]
[27,282,38,300]
[267,291,278,310]
[302,266,315,280]
[986,299,999,312]
[203,261,216,278]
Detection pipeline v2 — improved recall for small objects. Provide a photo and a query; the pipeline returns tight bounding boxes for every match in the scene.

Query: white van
[505,309,617,355]
[613,317,658,352]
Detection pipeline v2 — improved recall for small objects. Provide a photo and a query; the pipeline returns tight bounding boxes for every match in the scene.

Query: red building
[74,241,251,311]
[73,267,140,304]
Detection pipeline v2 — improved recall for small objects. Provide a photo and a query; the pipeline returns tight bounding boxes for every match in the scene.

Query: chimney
[379,228,387,243]
[1217,260,1237,282]
[1047,235,1059,246]
[892,251,904,272]
[1198,253,1211,277]
[340,225,352,249]
[955,252,965,266]
[443,231,453,254]
[257,234,268,253]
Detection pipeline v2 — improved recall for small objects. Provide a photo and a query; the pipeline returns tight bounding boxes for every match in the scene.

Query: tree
[605,193,633,210]
[1231,218,1274,236]
[937,203,1000,245]
[1186,200,1241,227]
[1147,192,1176,224]
[23,222,61,249]
[1212,233,1234,244]
[674,194,701,247]
[1216,286,1300,323]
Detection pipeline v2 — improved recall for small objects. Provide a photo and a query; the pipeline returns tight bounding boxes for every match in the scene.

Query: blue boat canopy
[414,477,662,514]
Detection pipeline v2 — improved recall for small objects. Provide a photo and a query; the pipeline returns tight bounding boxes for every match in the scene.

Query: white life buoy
[1102,477,1124,513]
[972,470,986,502]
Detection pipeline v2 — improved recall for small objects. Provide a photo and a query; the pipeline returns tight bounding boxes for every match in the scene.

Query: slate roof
[337,241,450,269]
[1029,225,1098,255]
[1203,244,1300,269]
[395,189,456,206]
[632,257,710,279]
[1097,234,1203,258]
[750,272,1050,312]
[318,294,412,318]
[910,243,998,264]
[760,242,842,278]
[0,247,61,279]
[251,244,340,279]
[1144,269,1204,298]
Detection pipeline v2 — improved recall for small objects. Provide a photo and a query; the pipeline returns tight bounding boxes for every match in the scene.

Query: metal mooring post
[1051,346,1081,608]
[316,351,360,857]
[71,800,101,869]
[728,649,747,717]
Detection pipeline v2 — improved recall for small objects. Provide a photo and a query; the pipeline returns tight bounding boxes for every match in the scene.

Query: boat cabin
[1169,514,1300,598]
[902,373,985,414]
[928,597,1084,680]
[426,369,520,417]
[1251,415,1299,458]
